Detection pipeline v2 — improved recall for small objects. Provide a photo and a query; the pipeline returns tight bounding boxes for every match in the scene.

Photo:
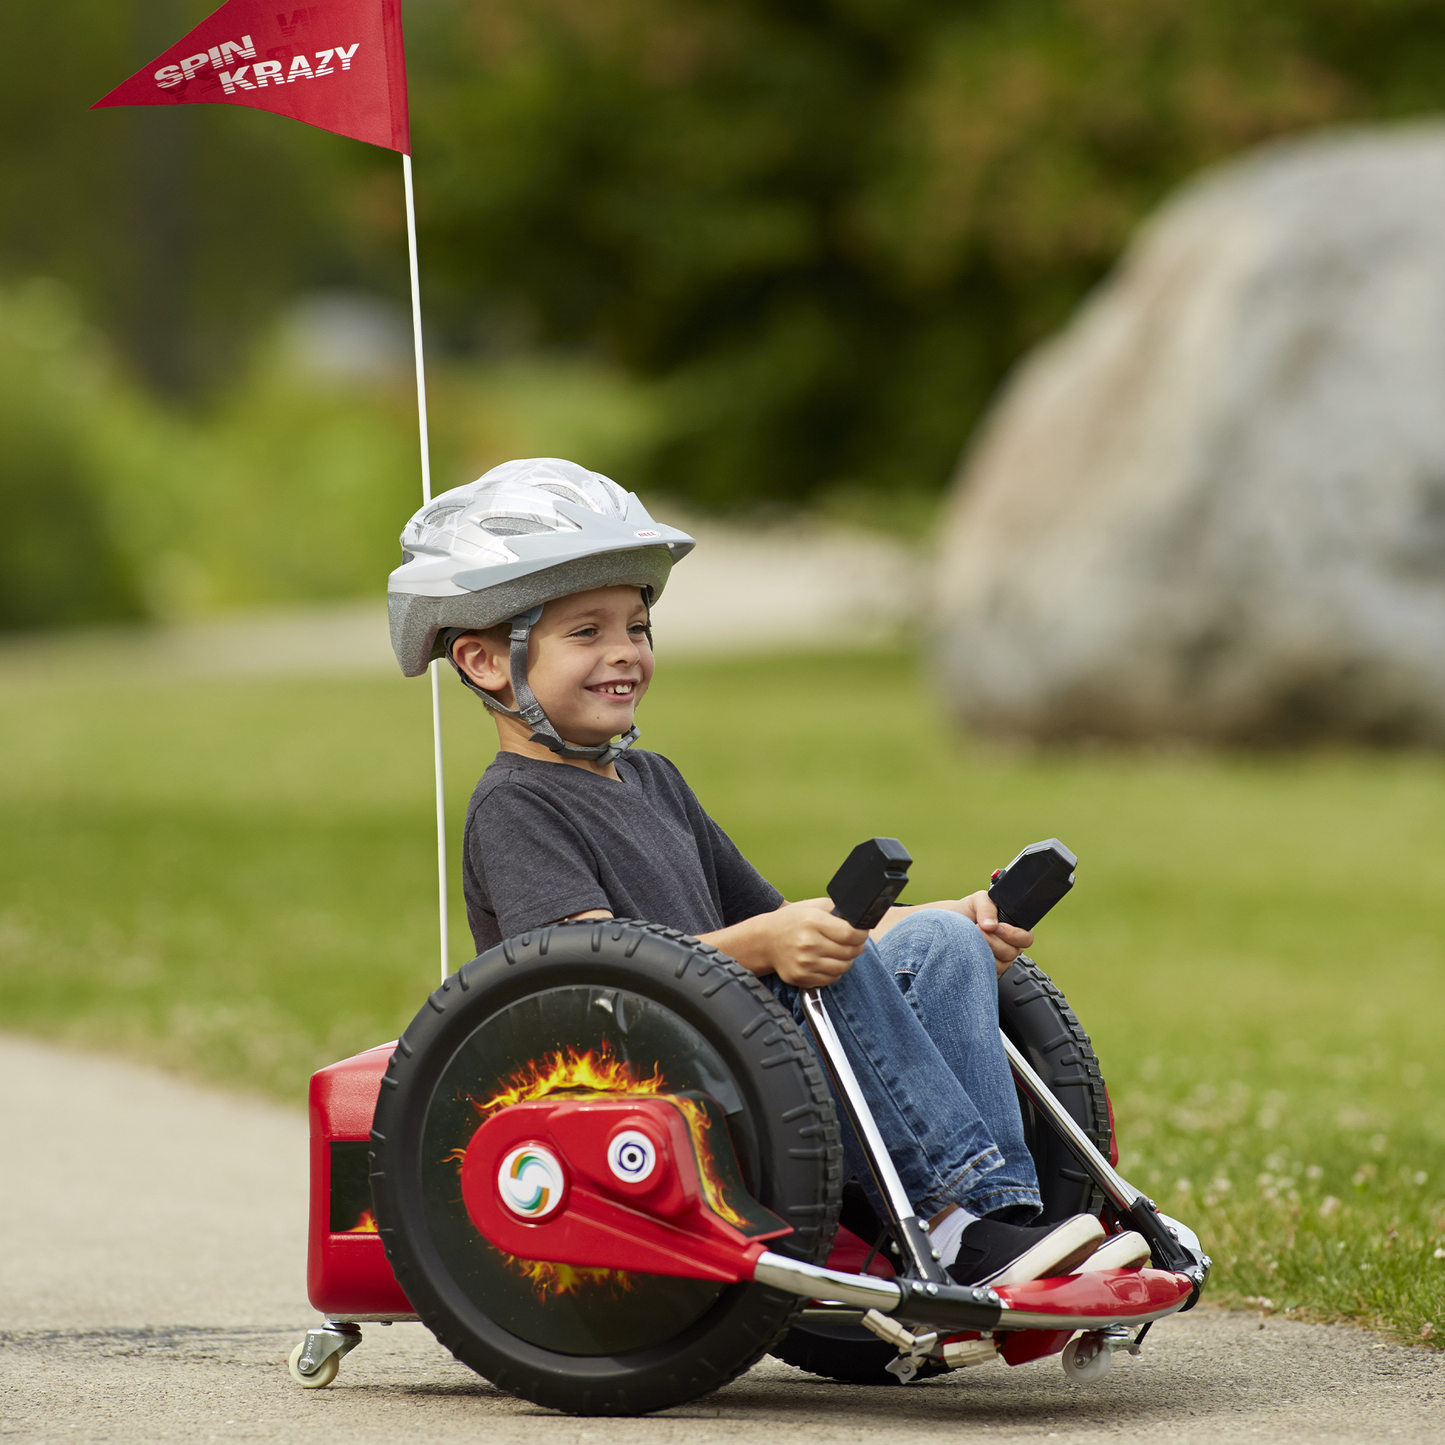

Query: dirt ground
[2,1033,1441,1444]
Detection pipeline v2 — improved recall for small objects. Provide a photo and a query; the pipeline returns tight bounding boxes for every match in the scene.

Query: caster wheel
[288,1341,340,1388]
[1061,1333,1112,1383]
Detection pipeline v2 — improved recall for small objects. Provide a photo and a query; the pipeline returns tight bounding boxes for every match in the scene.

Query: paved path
[2,1035,1441,1443]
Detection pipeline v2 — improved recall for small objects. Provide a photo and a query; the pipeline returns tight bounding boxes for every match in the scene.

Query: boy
[388,457,1126,1287]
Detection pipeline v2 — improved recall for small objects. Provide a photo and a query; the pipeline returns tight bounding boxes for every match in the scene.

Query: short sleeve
[467,782,612,938]
[701,814,785,924]
[627,750,784,925]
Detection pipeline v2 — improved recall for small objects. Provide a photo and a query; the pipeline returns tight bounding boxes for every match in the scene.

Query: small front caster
[288,1321,362,1388]
[288,1341,339,1388]
[1061,1332,1113,1383]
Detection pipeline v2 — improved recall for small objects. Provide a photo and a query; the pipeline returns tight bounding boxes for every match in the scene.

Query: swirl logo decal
[606,1129,657,1183]
[497,1144,566,1219]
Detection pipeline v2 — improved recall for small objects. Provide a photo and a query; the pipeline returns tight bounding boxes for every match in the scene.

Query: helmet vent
[534,482,594,507]
[478,516,550,537]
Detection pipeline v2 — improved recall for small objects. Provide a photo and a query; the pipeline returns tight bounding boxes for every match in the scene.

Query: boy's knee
[892,908,994,973]
[923,907,987,950]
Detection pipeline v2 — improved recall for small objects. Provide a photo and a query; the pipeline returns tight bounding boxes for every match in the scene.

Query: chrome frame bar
[997,1030,1138,1212]
[800,986,946,1282]
[753,1250,904,1311]
[1000,1022,1208,1291]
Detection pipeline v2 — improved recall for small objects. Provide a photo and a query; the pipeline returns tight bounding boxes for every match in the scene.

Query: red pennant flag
[92,0,409,153]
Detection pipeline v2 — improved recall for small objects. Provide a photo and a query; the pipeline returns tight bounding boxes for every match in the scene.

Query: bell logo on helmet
[633,529,660,538]
[606,1128,658,1184]
[497,1144,566,1219]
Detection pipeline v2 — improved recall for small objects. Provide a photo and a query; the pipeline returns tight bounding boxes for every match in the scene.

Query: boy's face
[527,586,654,743]
[459,585,654,748]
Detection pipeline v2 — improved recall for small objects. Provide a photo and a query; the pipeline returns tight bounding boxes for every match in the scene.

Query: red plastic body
[994,1267,1193,1318]
[303,1046,1187,1341]
[1000,1328,1074,1366]
[939,1269,1190,1367]
[824,1224,895,1278]
[307,1043,413,1318]
[461,1094,791,1284]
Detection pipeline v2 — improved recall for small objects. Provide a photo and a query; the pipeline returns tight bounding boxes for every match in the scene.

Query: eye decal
[607,1129,657,1183]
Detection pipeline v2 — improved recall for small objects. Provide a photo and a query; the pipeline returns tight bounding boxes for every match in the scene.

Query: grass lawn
[1,648,1441,1345]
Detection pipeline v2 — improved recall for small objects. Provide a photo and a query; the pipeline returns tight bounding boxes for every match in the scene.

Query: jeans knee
[884,908,996,992]
[921,908,993,964]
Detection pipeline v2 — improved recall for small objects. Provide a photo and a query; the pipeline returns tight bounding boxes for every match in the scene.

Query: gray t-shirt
[461,749,784,953]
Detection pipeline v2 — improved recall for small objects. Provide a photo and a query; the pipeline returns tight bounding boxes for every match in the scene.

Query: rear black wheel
[771,953,1111,1385]
[370,919,842,1415]
[998,955,1112,1220]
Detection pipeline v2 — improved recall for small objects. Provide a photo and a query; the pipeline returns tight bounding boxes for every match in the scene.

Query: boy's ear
[450,630,513,699]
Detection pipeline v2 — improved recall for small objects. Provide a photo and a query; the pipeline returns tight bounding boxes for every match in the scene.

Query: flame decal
[450,1047,665,1299]
[343,1208,378,1234]
[504,1258,637,1299]
[471,1046,665,1116]
[668,1094,748,1229]
[450,1047,748,1297]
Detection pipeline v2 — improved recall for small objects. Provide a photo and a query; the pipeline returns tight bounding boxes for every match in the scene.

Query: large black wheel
[771,953,1112,1386]
[997,956,1112,1218]
[369,919,842,1416]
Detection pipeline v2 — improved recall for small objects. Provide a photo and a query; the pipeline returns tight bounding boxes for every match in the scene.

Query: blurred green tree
[6,0,1445,527]
[0,0,363,401]
[393,0,1445,509]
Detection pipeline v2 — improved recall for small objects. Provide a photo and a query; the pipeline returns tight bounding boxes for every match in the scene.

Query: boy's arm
[564,900,866,989]
[566,889,1031,981]
[871,893,1034,977]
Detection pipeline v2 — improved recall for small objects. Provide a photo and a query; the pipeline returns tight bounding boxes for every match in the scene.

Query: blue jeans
[766,909,1040,1220]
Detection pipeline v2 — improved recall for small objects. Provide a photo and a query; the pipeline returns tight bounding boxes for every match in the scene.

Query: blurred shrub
[92,339,660,617]
[0,282,141,631]
[0,279,662,623]
[91,339,433,617]
[0,0,342,399]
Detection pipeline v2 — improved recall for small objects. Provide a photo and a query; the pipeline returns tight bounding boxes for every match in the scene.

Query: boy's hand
[700,898,867,988]
[956,891,1034,976]
[871,892,1033,977]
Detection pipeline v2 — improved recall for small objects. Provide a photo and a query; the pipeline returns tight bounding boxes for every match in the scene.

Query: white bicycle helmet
[388,457,695,763]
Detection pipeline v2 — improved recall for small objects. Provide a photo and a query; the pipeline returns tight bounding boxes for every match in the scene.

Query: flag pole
[402,150,450,985]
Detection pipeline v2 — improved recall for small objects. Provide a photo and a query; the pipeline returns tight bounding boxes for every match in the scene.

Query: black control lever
[987,838,1076,931]
[810,838,946,1282]
[826,837,913,929]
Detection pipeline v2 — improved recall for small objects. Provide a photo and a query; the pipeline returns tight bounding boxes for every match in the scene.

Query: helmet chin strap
[447,606,641,766]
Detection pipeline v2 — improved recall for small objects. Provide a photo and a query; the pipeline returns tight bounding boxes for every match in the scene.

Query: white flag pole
[402,150,450,985]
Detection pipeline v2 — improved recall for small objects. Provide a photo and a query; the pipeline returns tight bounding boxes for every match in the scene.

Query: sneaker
[946,1214,1105,1287]
[1070,1230,1151,1273]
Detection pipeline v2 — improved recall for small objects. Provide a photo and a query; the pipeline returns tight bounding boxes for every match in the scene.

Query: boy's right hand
[701,898,867,989]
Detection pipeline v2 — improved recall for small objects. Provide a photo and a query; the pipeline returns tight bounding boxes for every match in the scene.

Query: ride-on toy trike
[289,839,1209,1414]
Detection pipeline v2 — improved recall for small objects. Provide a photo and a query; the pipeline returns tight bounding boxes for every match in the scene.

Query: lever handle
[826,837,913,931]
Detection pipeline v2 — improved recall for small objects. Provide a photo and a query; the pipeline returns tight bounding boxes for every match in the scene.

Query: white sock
[927,1205,979,1267]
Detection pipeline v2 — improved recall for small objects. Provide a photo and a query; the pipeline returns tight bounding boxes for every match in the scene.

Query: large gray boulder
[933,124,1445,746]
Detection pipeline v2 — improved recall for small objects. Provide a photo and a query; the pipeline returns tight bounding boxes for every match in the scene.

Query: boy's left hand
[873,892,1033,976]
[956,891,1034,976]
